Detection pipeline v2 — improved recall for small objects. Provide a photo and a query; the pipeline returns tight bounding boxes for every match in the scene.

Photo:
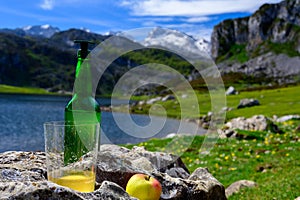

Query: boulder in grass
[237,98,260,109]
[225,180,257,198]
[276,115,300,123]
[226,86,238,95]
[219,115,282,139]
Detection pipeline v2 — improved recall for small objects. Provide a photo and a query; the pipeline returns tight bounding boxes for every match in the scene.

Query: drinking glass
[44,121,100,192]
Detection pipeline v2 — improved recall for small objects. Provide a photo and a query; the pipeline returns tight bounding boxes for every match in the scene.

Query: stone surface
[219,115,281,138]
[197,111,213,129]
[0,151,136,200]
[225,180,257,198]
[161,95,176,102]
[226,86,238,95]
[237,98,260,109]
[276,115,300,122]
[0,146,227,200]
[97,145,191,188]
[0,180,136,200]
[153,168,226,200]
[0,151,47,182]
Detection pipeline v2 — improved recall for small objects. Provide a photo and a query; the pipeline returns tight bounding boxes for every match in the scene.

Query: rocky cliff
[211,0,300,83]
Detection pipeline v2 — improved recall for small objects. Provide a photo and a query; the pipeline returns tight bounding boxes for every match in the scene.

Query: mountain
[21,24,60,38]
[143,27,210,55]
[0,28,111,94]
[0,26,208,95]
[211,0,300,84]
[0,25,60,38]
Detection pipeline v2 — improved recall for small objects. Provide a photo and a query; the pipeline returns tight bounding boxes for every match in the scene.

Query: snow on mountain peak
[23,26,32,31]
[143,27,211,56]
[80,27,91,33]
[21,25,60,38]
[41,24,50,29]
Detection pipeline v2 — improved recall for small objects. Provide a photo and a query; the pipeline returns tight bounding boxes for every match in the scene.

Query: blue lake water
[0,94,204,152]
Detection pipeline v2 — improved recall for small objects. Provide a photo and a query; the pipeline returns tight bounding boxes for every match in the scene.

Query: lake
[0,94,204,152]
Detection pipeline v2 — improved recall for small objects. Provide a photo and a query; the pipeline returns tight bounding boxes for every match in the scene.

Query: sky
[0,0,283,40]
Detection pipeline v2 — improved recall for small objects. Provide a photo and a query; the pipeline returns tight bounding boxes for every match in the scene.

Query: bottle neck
[74,57,93,97]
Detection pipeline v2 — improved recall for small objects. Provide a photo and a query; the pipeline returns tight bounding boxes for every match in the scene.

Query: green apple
[126,173,162,200]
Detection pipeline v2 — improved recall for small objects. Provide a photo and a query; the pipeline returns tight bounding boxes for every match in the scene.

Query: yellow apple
[126,173,162,200]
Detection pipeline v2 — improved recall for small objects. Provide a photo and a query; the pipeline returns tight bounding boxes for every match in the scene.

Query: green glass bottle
[64,40,101,165]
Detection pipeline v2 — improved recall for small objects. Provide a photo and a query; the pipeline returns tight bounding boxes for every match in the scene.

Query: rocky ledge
[0,145,227,200]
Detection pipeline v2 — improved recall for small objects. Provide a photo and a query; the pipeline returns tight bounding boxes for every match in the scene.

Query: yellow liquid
[49,172,95,192]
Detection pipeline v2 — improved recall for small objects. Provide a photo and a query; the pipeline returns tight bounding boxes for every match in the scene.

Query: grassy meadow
[124,84,300,199]
[129,84,300,120]
[0,84,52,95]
[124,120,300,200]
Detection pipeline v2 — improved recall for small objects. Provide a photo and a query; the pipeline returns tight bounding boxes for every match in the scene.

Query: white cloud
[39,0,100,10]
[185,16,211,23]
[121,0,282,16]
[129,17,175,23]
[40,0,55,10]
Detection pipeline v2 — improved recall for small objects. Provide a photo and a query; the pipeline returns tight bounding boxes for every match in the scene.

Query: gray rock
[0,180,136,200]
[276,115,300,122]
[227,115,272,131]
[237,98,260,109]
[161,95,175,101]
[96,145,153,189]
[197,112,213,129]
[225,180,257,197]
[96,145,190,189]
[165,167,190,179]
[219,115,281,138]
[218,53,300,84]
[154,168,226,200]
[0,151,135,200]
[146,96,162,104]
[0,146,227,200]
[0,151,47,182]
[96,145,227,200]
[226,86,238,95]
[131,146,189,174]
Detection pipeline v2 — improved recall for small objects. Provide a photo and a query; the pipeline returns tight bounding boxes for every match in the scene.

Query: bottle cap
[74,40,95,59]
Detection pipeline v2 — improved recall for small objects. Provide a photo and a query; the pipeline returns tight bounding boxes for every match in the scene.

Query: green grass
[251,40,300,58]
[216,44,249,63]
[129,85,300,120]
[123,120,300,200]
[123,84,300,199]
[0,84,52,95]
[226,85,300,119]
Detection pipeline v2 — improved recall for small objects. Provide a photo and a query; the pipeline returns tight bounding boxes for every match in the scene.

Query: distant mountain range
[143,27,210,55]
[0,25,209,94]
[0,24,60,38]
[0,0,299,95]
